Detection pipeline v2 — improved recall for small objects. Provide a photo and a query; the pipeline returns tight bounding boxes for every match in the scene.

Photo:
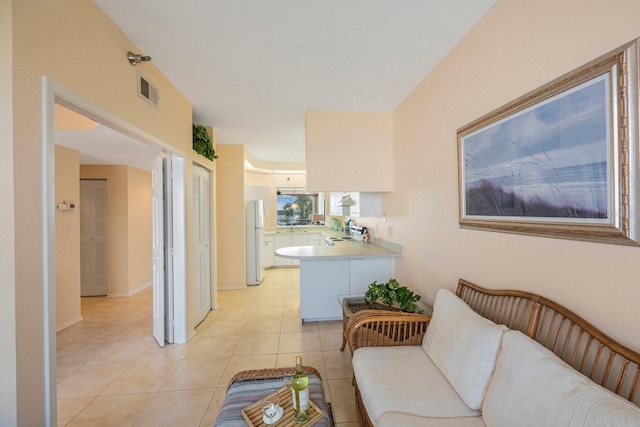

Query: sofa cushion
[483,331,640,427]
[378,412,485,427]
[353,346,480,425]
[422,289,507,410]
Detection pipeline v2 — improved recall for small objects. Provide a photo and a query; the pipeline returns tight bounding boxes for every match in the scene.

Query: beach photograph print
[460,74,611,223]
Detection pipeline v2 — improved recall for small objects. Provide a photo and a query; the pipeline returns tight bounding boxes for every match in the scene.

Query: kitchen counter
[276,236,402,323]
[275,241,401,260]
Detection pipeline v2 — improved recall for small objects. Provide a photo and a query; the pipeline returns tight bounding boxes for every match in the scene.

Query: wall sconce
[128,51,152,66]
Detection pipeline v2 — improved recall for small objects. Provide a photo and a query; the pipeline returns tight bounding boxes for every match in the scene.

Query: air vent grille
[137,72,159,108]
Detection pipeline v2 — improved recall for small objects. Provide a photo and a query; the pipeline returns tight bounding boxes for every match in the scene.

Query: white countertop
[275,242,401,260]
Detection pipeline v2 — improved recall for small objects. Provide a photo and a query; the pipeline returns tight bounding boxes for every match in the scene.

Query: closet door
[80,179,108,296]
[192,164,211,326]
[152,155,165,347]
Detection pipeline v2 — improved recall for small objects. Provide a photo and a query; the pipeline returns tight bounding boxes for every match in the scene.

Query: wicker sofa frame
[346,278,640,427]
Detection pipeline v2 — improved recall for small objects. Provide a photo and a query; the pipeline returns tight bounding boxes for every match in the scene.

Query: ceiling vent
[137,72,159,108]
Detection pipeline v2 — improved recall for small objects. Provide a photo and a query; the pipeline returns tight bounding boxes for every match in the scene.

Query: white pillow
[483,331,640,427]
[423,289,507,410]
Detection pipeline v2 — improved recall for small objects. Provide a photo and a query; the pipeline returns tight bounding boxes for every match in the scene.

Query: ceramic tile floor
[57,268,359,427]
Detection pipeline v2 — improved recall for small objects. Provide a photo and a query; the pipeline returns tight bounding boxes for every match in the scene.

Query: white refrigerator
[246,200,265,285]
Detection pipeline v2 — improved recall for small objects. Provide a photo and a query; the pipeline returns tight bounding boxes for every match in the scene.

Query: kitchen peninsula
[275,234,402,322]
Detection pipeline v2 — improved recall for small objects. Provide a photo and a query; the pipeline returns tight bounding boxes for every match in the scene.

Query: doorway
[43,78,188,423]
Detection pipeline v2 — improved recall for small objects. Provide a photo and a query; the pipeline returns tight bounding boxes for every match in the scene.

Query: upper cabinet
[348,192,382,217]
[329,191,382,217]
[305,111,394,192]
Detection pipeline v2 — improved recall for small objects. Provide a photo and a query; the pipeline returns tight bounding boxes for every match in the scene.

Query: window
[276,188,321,226]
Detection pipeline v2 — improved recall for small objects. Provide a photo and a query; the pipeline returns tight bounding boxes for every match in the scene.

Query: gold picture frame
[457,39,639,246]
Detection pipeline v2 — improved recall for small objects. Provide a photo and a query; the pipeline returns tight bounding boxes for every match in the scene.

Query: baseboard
[129,281,152,295]
[56,316,83,332]
[108,281,152,297]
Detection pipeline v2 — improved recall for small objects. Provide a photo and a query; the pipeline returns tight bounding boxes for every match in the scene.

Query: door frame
[42,77,188,424]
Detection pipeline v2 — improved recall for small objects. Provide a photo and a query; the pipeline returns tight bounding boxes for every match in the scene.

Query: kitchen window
[276,187,322,226]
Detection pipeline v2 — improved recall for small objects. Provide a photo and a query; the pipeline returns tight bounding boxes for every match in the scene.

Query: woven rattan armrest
[346,309,432,354]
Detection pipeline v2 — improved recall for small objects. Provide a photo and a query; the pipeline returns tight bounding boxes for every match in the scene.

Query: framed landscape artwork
[457,40,639,246]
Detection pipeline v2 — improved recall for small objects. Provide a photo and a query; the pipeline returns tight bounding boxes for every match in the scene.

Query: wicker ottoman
[214,366,332,427]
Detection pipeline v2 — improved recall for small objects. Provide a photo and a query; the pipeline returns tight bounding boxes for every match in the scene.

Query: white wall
[360,0,640,350]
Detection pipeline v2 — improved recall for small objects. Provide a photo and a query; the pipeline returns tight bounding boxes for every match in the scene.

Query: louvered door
[80,179,108,296]
[192,164,211,326]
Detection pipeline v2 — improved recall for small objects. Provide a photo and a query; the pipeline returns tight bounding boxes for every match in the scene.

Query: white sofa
[351,288,640,427]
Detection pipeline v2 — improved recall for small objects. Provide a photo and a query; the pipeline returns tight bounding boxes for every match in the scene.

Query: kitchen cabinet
[262,234,275,268]
[307,232,322,246]
[274,234,293,266]
[349,257,392,295]
[329,192,382,218]
[299,257,394,322]
[300,259,350,320]
[349,192,382,217]
[274,233,309,266]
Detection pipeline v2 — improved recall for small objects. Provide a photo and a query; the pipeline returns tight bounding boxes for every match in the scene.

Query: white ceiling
[55,124,159,171]
[91,0,496,165]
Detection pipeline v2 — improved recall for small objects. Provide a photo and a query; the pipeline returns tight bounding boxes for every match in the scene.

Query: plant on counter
[364,278,423,313]
[193,124,218,160]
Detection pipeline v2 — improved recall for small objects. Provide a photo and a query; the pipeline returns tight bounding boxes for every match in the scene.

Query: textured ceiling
[93,0,497,165]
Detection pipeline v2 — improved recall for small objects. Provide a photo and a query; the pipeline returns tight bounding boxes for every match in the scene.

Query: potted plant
[193,124,218,160]
[364,278,423,313]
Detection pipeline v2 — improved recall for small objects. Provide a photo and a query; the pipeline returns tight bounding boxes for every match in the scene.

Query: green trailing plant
[192,124,218,160]
[364,278,423,313]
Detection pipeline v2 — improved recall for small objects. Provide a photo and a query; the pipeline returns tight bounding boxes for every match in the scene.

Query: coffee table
[214,366,332,427]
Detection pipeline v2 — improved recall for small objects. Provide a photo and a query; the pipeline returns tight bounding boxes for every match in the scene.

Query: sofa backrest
[456,279,640,408]
[483,330,640,427]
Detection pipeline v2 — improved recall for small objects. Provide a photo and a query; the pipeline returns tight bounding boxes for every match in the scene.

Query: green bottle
[291,355,310,424]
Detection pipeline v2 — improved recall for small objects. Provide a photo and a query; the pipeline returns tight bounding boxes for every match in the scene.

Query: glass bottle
[291,355,310,424]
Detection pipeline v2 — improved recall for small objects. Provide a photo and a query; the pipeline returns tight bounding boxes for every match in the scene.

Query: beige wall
[55,146,82,330]
[216,145,247,289]
[80,165,152,296]
[10,0,193,423]
[127,167,153,293]
[0,0,17,421]
[358,0,640,350]
[306,111,393,192]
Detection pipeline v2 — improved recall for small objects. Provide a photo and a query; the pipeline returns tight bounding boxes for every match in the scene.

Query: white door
[192,164,212,326]
[163,156,174,344]
[152,155,165,347]
[169,154,187,344]
[80,179,108,296]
